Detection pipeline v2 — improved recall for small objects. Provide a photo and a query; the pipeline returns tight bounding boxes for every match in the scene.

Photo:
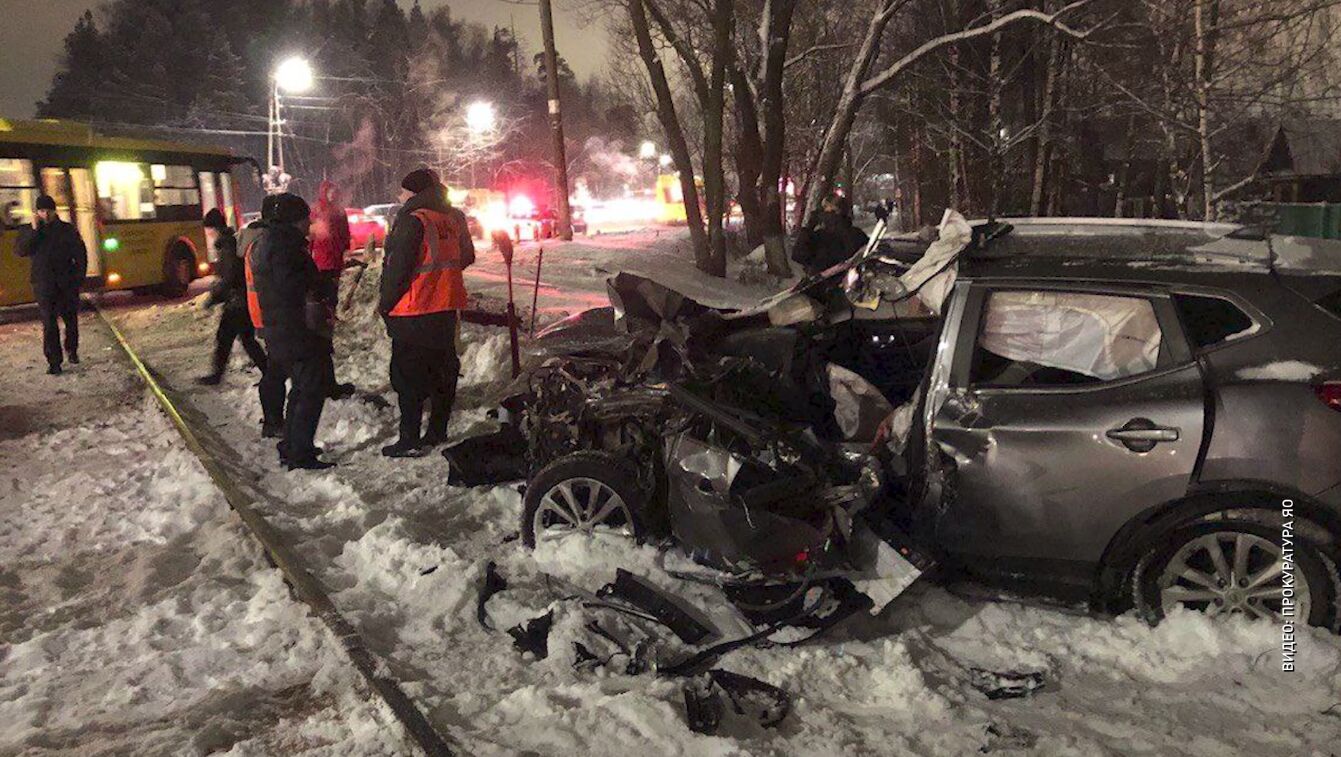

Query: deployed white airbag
[979,291,1161,381]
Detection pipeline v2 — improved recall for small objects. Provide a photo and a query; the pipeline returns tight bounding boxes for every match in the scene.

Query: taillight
[1314,382,1341,411]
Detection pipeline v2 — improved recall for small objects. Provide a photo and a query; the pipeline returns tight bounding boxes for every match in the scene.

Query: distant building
[1257,118,1341,203]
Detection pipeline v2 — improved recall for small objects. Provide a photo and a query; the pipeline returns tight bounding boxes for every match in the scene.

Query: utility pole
[539,0,573,240]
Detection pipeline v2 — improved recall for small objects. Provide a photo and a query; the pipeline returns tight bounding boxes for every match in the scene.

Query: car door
[925,281,1206,575]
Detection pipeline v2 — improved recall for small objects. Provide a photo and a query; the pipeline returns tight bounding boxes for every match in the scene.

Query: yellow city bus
[0,119,250,307]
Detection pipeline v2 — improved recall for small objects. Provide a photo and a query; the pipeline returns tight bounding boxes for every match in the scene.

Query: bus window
[40,168,73,222]
[151,165,200,220]
[0,158,35,229]
[198,171,219,215]
[96,161,155,220]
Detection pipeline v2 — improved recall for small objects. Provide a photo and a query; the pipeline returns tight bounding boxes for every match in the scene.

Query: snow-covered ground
[0,313,408,755]
[24,230,1341,755]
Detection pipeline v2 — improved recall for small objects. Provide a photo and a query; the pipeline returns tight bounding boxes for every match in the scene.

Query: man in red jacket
[309,180,355,399]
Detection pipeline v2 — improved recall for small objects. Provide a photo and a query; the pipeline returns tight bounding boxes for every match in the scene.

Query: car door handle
[1106,428,1179,442]
[1106,419,1179,452]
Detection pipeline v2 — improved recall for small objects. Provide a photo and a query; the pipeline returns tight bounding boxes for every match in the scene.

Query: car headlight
[767,294,822,326]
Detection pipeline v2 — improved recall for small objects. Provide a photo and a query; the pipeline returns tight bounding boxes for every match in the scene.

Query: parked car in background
[346,207,386,250]
[364,203,399,230]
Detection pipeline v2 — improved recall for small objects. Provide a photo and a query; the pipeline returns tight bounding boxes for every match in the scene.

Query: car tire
[1132,519,1338,631]
[160,242,195,298]
[521,451,648,548]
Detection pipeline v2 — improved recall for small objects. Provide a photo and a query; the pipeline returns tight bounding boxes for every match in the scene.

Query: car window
[971,290,1164,387]
[1172,293,1253,349]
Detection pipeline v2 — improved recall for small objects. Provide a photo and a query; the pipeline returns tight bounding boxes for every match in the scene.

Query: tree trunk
[758,0,797,276]
[731,65,765,250]
[1194,0,1221,221]
[801,0,897,227]
[1030,28,1062,215]
[626,0,709,268]
[700,0,733,278]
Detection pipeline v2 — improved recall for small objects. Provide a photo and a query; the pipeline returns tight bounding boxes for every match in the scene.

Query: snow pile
[0,393,406,754]
[1236,360,1325,381]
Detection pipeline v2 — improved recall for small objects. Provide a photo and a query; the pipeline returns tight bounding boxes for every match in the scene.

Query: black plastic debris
[709,669,791,729]
[477,561,509,630]
[443,425,530,486]
[598,569,713,645]
[682,677,724,734]
[681,670,792,735]
[507,610,554,659]
[969,667,1045,700]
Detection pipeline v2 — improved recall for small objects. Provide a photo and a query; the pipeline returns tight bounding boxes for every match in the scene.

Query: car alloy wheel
[1156,531,1307,622]
[521,451,649,548]
[1134,519,1338,630]
[533,477,635,542]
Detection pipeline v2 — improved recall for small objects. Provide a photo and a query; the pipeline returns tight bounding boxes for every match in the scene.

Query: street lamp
[275,57,314,93]
[269,57,314,177]
[466,101,497,135]
[639,140,657,160]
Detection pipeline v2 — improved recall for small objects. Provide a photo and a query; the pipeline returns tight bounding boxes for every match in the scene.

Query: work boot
[47,365,62,376]
[196,374,223,386]
[261,421,284,439]
[381,440,425,458]
[329,382,357,400]
[419,428,449,448]
[277,440,324,465]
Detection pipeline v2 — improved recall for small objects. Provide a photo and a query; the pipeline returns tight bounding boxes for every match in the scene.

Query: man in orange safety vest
[378,168,475,457]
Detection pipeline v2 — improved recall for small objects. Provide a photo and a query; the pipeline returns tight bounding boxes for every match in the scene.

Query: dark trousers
[265,352,331,462]
[390,339,460,444]
[317,270,341,391]
[210,308,267,377]
[37,289,79,368]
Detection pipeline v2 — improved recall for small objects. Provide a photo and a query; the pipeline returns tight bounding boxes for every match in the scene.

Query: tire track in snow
[94,302,457,757]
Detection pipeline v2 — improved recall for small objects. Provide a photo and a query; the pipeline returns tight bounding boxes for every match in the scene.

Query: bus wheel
[160,242,195,298]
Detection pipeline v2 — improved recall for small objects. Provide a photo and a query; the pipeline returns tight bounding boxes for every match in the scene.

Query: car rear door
[925,281,1206,575]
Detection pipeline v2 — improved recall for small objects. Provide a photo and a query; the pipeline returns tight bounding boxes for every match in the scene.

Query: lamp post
[270,56,314,175]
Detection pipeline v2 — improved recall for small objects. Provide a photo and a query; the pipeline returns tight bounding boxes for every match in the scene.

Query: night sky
[0,0,611,119]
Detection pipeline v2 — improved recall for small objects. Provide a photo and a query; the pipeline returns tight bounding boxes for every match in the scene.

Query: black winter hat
[35,195,56,211]
[400,168,439,195]
[202,208,227,229]
[264,192,310,224]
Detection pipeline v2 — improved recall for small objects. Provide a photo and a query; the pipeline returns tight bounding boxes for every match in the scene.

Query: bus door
[0,158,37,306]
[41,167,101,279]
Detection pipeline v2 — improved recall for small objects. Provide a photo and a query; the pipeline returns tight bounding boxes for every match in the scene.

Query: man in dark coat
[249,193,335,470]
[378,168,475,458]
[198,209,267,385]
[792,194,869,276]
[17,195,87,374]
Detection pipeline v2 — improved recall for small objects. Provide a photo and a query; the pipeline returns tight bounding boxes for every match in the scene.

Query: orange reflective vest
[244,240,263,329]
[388,209,467,317]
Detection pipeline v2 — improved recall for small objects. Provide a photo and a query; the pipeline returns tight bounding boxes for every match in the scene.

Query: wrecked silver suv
[480,214,1341,632]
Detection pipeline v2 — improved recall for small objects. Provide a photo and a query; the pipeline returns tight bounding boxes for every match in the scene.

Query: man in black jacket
[198,209,267,385]
[378,168,475,458]
[792,195,868,276]
[17,195,87,374]
[250,193,335,470]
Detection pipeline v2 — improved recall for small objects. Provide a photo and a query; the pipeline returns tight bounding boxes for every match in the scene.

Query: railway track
[94,301,457,756]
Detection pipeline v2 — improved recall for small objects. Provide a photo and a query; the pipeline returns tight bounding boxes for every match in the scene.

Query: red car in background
[346,207,387,250]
